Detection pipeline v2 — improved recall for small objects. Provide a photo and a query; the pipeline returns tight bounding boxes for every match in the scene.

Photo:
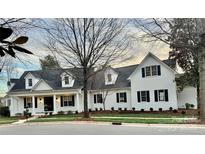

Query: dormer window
[64,76,69,85]
[28,79,32,87]
[107,74,112,82]
[61,72,75,87]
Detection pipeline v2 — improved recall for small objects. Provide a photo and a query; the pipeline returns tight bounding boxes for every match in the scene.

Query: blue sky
[0,19,170,97]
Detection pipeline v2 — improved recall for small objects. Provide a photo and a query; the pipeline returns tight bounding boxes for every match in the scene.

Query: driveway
[0,122,205,135]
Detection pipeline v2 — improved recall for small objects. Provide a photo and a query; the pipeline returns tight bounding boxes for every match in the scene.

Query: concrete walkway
[12,116,38,125]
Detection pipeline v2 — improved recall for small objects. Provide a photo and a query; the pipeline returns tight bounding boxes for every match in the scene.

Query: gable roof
[8,53,176,93]
[129,52,177,78]
[31,79,53,91]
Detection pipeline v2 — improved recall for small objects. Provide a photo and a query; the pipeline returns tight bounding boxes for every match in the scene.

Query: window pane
[159,90,165,101]
[97,94,102,103]
[141,91,147,101]
[65,76,69,84]
[28,79,32,86]
[119,93,125,102]
[151,65,157,76]
[107,74,112,82]
[145,67,151,76]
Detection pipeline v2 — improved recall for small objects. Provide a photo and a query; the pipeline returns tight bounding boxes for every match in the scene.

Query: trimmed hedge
[0,106,10,117]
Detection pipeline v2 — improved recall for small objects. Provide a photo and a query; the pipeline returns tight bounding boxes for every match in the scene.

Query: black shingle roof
[9,59,175,92]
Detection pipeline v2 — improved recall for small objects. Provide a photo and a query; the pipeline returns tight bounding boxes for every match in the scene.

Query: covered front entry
[44,96,54,111]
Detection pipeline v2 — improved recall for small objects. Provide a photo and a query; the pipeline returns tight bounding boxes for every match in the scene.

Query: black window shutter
[137,91,141,102]
[116,93,119,103]
[165,89,169,102]
[60,96,63,107]
[124,92,127,103]
[142,68,145,78]
[94,95,96,104]
[147,91,150,102]
[35,97,37,108]
[72,95,75,106]
[157,65,161,76]
[24,98,26,108]
[154,90,158,102]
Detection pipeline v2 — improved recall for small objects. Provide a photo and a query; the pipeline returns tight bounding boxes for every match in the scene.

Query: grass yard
[92,117,185,124]
[91,113,194,118]
[28,113,194,124]
[0,117,19,125]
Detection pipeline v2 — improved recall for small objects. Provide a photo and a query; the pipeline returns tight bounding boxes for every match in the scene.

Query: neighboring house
[5,52,197,116]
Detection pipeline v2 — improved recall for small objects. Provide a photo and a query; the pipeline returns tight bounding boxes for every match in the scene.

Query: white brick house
[6,52,197,116]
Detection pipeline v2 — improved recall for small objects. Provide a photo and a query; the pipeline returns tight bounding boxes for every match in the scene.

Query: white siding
[104,68,118,85]
[25,73,39,89]
[89,88,131,110]
[130,56,178,111]
[178,86,198,109]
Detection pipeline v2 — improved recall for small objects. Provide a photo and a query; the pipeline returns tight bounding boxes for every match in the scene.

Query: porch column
[53,95,57,114]
[32,96,35,115]
[76,93,80,112]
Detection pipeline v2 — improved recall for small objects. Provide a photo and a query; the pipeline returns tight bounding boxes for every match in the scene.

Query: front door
[44,97,54,111]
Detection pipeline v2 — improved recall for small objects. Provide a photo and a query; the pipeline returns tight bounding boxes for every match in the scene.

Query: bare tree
[44,18,130,118]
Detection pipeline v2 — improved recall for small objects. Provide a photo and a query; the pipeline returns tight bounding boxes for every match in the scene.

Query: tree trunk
[83,69,90,118]
[199,34,205,119]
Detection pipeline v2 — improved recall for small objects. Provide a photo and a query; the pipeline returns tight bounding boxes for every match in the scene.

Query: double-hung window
[142,65,161,77]
[94,94,103,103]
[107,74,112,82]
[154,89,168,102]
[28,79,32,87]
[137,91,150,102]
[116,92,127,103]
[64,76,69,85]
[61,96,75,107]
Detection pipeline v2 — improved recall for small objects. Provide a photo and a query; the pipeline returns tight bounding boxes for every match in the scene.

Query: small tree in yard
[44,18,130,118]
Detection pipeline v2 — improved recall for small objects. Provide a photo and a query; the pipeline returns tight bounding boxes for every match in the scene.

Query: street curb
[24,121,205,129]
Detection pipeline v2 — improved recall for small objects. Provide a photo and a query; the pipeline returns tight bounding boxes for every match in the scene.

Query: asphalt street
[1,122,205,135]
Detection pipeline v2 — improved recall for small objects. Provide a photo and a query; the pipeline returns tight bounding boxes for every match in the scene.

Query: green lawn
[28,113,194,124]
[91,113,193,118]
[0,117,19,125]
[92,118,185,124]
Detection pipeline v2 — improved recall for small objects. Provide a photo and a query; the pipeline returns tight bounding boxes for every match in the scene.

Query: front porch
[9,91,82,116]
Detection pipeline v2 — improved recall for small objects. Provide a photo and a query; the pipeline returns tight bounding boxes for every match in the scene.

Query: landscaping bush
[95,108,98,111]
[118,108,122,111]
[67,111,73,115]
[89,109,92,112]
[15,113,23,116]
[132,107,135,111]
[49,112,53,116]
[159,108,162,111]
[23,108,31,118]
[0,106,10,117]
[100,108,103,111]
[181,111,186,115]
[150,108,153,111]
[169,107,173,111]
[75,111,78,114]
[173,109,178,113]
[58,111,64,115]
[185,103,191,109]
[190,104,195,108]
[111,107,114,111]
[140,109,144,112]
